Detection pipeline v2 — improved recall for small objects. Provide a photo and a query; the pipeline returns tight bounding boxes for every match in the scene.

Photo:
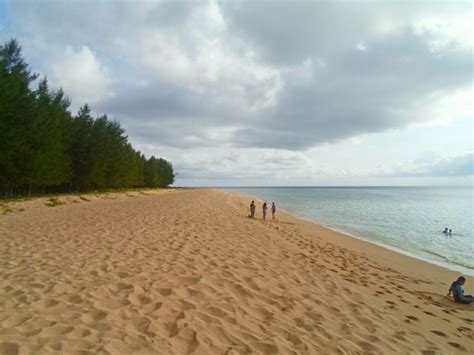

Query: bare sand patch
[0,189,472,354]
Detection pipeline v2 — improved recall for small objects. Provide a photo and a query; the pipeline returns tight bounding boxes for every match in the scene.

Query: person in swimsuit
[249,201,256,218]
[447,276,474,304]
[262,202,268,221]
[271,202,276,219]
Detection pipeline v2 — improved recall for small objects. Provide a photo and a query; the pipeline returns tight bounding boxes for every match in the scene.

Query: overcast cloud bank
[1,0,472,185]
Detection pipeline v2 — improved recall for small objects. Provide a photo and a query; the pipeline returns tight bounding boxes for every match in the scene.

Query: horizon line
[176,185,473,189]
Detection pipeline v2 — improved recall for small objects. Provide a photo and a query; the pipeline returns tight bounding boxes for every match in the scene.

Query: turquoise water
[221,187,474,276]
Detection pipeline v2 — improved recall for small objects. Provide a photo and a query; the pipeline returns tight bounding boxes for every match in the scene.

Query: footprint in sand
[97,298,130,310]
[30,283,45,289]
[129,294,152,306]
[157,288,172,297]
[294,317,305,327]
[40,325,74,336]
[406,315,419,321]
[250,341,279,354]
[81,309,108,323]
[2,315,30,328]
[447,342,462,349]
[117,271,129,278]
[357,341,378,352]
[46,342,63,351]
[132,316,151,334]
[205,306,228,318]
[109,282,134,293]
[71,327,91,338]
[65,295,83,304]
[287,333,303,347]
[32,298,59,309]
[0,342,20,355]
[430,330,446,337]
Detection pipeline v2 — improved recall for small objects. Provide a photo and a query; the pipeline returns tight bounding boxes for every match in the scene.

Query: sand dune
[0,189,472,354]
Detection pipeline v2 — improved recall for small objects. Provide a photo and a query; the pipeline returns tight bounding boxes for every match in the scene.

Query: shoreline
[290,214,473,277]
[1,188,473,353]
[316,222,474,276]
[222,188,474,277]
[226,190,469,283]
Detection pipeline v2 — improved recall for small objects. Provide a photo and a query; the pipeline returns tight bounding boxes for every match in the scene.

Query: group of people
[249,200,276,221]
[442,227,453,235]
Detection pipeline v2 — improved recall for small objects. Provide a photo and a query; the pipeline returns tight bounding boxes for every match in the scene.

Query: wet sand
[0,188,473,354]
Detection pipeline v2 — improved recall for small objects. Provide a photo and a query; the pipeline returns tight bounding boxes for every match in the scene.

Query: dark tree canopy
[0,39,175,197]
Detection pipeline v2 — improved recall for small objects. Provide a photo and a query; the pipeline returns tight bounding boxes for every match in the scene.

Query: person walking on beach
[262,202,268,221]
[447,276,474,304]
[249,201,256,218]
[271,202,277,219]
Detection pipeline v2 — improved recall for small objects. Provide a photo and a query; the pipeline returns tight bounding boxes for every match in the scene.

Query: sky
[1,0,472,186]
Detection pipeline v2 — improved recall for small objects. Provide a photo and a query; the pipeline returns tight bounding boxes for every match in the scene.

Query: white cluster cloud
[49,46,110,107]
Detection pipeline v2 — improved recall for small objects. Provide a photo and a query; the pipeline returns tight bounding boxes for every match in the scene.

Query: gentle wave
[419,249,474,270]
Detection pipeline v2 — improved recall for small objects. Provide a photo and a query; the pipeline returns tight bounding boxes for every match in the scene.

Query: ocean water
[221,187,474,276]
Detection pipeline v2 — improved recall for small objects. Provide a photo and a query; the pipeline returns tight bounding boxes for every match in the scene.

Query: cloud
[2,0,472,183]
[255,24,471,144]
[99,23,471,151]
[219,0,472,64]
[410,152,474,177]
[5,1,470,147]
[170,148,331,181]
[49,45,110,107]
[368,152,474,177]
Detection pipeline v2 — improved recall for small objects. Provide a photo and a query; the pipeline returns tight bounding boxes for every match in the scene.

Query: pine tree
[0,39,176,197]
[0,39,38,196]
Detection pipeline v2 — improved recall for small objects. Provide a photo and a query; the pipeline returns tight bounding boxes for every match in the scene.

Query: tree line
[0,39,175,198]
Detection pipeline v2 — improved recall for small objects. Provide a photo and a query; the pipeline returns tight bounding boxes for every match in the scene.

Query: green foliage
[144,156,175,188]
[0,39,38,190]
[45,197,64,207]
[0,39,176,198]
[2,207,13,214]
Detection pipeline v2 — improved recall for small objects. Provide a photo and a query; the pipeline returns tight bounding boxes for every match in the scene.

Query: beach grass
[45,197,65,207]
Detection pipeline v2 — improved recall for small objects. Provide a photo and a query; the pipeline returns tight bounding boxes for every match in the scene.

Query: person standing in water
[271,202,277,219]
[249,201,256,218]
[262,202,268,221]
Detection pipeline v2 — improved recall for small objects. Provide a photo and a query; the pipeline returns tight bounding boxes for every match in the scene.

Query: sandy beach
[0,188,472,354]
